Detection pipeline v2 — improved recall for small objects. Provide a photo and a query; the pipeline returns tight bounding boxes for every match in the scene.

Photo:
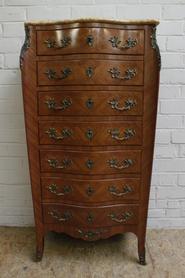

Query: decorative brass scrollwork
[109,36,137,49]
[48,210,72,222]
[45,98,72,111]
[45,68,72,80]
[48,184,72,196]
[45,128,72,140]
[108,68,137,80]
[108,185,133,196]
[151,26,161,70]
[108,99,137,111]
[20,25,30,69]
[108,128,136,141]
[48,158,71,169]
[44,36,71,48]
[108,211,133,223]
[107,158,133,170]
[77,229,107,240]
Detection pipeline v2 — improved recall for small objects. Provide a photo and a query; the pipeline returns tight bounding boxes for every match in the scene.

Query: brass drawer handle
[48,158,71,169]
[48,183,72,196]
[45,68,72,80]
[109,36,137,49]
[108,211,133,223]
[44,36,71,48]
[77,229,107,240]
[107,159,133,169]
[45,98,72,111]
[108,128,136,141]
[108,185,133,196]
[108,99,137,111]
[45,128,72,140]
[48,210,72,222]
[108,68,137,80]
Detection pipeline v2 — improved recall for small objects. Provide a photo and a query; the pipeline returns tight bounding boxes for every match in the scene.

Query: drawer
[37,28,144,56]
[40,150,141,174]
[43,204,139,227]
[38,91,143,116]
[39,120,142,146]
[37,60,144,86]
[41,177,140,203]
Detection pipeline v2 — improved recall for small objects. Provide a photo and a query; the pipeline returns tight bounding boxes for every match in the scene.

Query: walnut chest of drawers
[20,18,160,264]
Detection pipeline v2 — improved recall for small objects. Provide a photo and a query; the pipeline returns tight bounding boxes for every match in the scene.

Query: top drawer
[36,28,144,56]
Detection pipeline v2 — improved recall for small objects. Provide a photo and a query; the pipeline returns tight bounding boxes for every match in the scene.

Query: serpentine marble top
[25,18,159,26]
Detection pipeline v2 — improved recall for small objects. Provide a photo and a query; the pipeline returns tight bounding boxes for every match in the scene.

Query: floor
[0,227,184,278]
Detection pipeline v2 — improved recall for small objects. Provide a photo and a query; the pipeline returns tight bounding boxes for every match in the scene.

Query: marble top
[25,18,159,26]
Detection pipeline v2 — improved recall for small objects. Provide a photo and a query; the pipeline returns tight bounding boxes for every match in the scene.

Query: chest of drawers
[20,18,160,264]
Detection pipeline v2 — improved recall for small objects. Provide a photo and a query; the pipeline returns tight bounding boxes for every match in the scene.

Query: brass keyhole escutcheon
[87,212,94,223]
[86,35,94,46]
[86,185,95,196]
[85,129,94,141]
[86,98,94,109]
[86,67,94,78]
[86,159,94,169]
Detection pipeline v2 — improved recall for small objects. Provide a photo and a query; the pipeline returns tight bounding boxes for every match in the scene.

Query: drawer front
[40,150,141,174]
[39,121,142,146]
[41,177,140,202]
[37,60,144,86]
[43,204,139,227]
[37,28,144,55]
[38,91,143,116]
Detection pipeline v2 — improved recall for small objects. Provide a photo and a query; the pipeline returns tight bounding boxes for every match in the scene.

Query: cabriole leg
[138,236,146,265]
[35,232,44,262]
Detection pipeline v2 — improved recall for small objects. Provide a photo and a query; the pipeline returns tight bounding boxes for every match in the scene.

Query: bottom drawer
[43,224,137,241]
[43,204,139,227]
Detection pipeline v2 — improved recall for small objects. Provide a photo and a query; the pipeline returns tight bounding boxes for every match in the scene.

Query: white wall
[0,0,185,228]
